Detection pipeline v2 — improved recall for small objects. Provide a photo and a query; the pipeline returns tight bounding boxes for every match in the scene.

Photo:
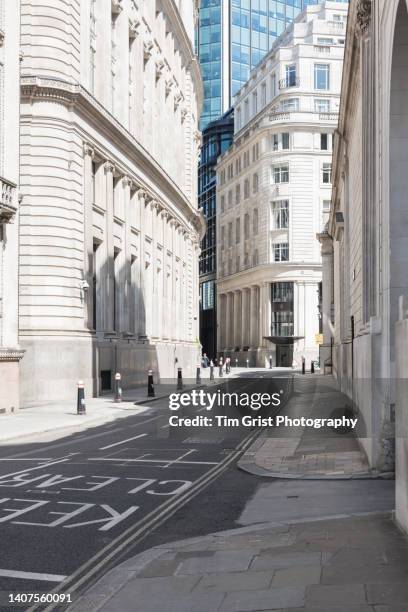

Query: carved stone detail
[357,0,372,33]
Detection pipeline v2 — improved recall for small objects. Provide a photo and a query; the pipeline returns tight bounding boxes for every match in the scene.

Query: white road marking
[0,458,55,462]
[163,449,196,468]
[88,457,219,466]
[160,424,170,429]
[99,433,147,451]
[0,458,71,480]
[0,569,66,582]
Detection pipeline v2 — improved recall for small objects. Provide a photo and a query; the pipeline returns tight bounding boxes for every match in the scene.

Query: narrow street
[0,372,288,610]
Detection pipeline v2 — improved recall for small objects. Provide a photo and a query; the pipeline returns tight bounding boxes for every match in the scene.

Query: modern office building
[198,0,349,129]
[216,1,347,367]
[0,0,24,412]
[199,109,234,359]
[18,0,204,404]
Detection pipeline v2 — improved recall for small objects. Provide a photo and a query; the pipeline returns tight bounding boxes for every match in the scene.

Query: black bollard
[235,358,238,368]
[246,359,249,368]
[77,380,86,415]
[210,361,214,381]
[114,372,122,403]
[302,357,305,375]
[196,364,201,385]
[219,360,223,377]
[311,360,315,374]
[147,369,155,397]
[177,367,183,390]
[269,356,272,369]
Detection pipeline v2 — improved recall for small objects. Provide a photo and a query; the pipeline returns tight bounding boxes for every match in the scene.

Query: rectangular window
[220,194,225,212]
[322,162,332,184]
[273,243,289,262]
[244,99,249,123]
[282,133,290,150]
[273,134,279,151]
[271,72,276,98]
[91,161,97,204]
[236,218,240,243]
[272,200,289,229]
[201,281,214,310]
[317,37,334,45]
[321,133,328,150]
[252,91,258,115]
[221,225,225,249]
[281,98,299,112]
[261,82,267,107]
[315,98,330,113]
[314,64,330,90]
[228,222,233,247]
[285,64,297,87]
[271,282,294,336]
[272,164,289,184]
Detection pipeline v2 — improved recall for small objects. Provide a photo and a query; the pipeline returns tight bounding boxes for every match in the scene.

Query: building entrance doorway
[276,344,293,367]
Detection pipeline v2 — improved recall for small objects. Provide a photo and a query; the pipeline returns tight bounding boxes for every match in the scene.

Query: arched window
[253,173,259,194]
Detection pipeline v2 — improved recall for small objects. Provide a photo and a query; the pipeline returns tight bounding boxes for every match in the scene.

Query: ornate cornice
[357,0,372,33]
[20,76,204,237]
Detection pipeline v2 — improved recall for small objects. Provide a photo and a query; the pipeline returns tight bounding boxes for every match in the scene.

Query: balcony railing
[314,45,331,53]
[279,77,300,90]
[269,111,291,122]
[327,20,345,30]
[319,112,339,121]
[0,177,17,221]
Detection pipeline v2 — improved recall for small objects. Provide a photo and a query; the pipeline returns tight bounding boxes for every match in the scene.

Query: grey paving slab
[321,562,408,585]
[271,565,321,587]
[176,549,257,575]
[305,583,367,605]
[100,589,225,612]
[220,586,305,611]
[251,552,322,571]
[195,569,273,592]
[366,582,408,605]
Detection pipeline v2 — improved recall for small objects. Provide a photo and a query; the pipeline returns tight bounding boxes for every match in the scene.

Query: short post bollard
[311,360,315,374]
[77,380,86,415]
[210,361,214,381]
[302,357,306,375]
[246,359,249,368]
[235,358,238,368]
[196,364,201,385]
[177,367,183,390]
[147,369,155,397]
[219,360,223,377]
[114,372,122,403]
[269,356,272,369]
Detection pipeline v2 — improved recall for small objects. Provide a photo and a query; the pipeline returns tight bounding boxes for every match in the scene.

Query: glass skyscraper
[198,0,344,128]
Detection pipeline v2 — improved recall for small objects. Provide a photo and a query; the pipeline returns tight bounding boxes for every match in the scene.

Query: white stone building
[0,0,24,412]
[18,0,204,404]
[216,1,347,368]
[321,0,408,529]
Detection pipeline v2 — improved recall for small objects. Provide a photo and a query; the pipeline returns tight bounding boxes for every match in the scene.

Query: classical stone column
[103,161,115,333]
[234,290,242,348]
[83,143,95,330]
[226,292,234,348]
[241,288,248,347]
[318,231,334,346]
[122,176,133,334]
[249,286,258,347]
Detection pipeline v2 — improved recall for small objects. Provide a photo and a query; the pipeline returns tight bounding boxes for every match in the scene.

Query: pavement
[0,366,273,445]
[70,511,408,612]
[238,374,374,480]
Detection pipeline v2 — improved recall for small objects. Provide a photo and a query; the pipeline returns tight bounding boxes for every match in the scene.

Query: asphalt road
[0,372,290,611]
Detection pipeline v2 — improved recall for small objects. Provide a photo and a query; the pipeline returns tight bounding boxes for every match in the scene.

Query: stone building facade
[216,1,347,368]
[0,0,24,412]
[19,0,204,404]
[321,0,408,523]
